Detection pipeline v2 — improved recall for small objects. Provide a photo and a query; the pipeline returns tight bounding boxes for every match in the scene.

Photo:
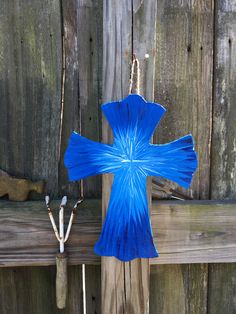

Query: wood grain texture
[211,0,236,200]
[0,266,83,314]
[0,1,101,312]
[0,199,101,266]
[208,263,236,314]
[0,1,71,313]
[102,0,157,313]
[85,265,101,314]
[154,0,213,200]
[102,0,132,313]
[59,0,102,198]
[0,0,62,198]
[151,1,214,313]
[150,264,208,314]
[209,2,236,314]
[58,1,103,313]
[0,200,235,266]
[151,201,236,264]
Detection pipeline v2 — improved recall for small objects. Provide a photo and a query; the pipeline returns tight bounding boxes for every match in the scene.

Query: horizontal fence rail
[0,199,235,267]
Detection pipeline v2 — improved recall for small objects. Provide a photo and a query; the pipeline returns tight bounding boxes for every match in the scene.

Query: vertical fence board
[208,264,236,314]
[132,1,157,313]
[153,0,213,199]
[60,0,103,312]
[59,0,103,198]
[150,1,214,313]
[211,1,236,200]
[0,266,83,314]
[0,0,68,313]
[209,1,236,313]
[102,0,132,313]
[0,0,62,198]
[150,264,208,314]
[59,0,81,198]
[85,265,101,314]
[102,0,157,313]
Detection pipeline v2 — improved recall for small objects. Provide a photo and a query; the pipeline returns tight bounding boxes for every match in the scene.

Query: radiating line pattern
[64,94,198,261]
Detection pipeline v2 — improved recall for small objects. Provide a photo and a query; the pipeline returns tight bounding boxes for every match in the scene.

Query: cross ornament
[64,94,198,262]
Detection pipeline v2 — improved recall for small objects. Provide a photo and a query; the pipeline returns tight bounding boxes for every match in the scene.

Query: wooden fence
[0,0,236,313]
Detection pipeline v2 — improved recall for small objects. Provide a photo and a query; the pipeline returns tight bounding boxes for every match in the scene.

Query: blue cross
[64,94,198,261]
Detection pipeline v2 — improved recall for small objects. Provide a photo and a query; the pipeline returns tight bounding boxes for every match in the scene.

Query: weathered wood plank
[208,263,236,314]
[125,1,158,313]
[102,0,157,312]
[0,266,83,314]
[0,0,103,312]
[0,0,62,198]
[0,1,67,313]
[59,0,102,198]
[0,199,100,266]
[211,0,236,200]
[209,2,236,314]
[58,1,103,313]
[151,201,236,264]
[102,0,132,313]
[85,265,101,314]
[0,200,235,266]
[151,1,214,313]
[150,264,208,314]
[154,0,213,200]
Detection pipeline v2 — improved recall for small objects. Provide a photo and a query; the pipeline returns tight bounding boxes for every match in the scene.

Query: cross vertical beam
[102,0,157,312]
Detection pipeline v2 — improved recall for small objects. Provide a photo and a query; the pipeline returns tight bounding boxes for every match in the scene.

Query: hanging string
[129,54,140,94]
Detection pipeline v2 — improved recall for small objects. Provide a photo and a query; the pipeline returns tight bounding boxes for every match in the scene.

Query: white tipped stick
[64,198,83,243]
[49,212,61,242]
[61,196,67,207]
[45,195,50,206]
[45,195,60,242]
[59,204,65,253]
[64,212,74,243]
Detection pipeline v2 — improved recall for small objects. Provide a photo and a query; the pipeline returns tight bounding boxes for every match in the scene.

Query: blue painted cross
[64,94,198,261]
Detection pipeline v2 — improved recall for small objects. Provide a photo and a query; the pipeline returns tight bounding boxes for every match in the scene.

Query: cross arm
[143,135,198,188]
[64,132,118,181]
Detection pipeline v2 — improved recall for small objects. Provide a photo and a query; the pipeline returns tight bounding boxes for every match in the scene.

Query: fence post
[102,1,157,313]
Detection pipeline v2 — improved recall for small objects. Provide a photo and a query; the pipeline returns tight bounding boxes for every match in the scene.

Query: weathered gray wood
[0,200,236,266]
[0,266,83,314]
[85,265,101,314]
[151,201,236,264]
[211,0,236,200]
[102,0,158,312]
[59,1,103,313]
[209,2,236,314]
[0,0,102,312]
[0,199,100,266]
[0,1,68,313]
[102,0,132,313]
[59,0,102,198]
[151,1,214,313]
[150,264,208,314]
[208,263,236,314]
[59,0,81,198]
[154,0,213,200]
[0,0,62,198]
